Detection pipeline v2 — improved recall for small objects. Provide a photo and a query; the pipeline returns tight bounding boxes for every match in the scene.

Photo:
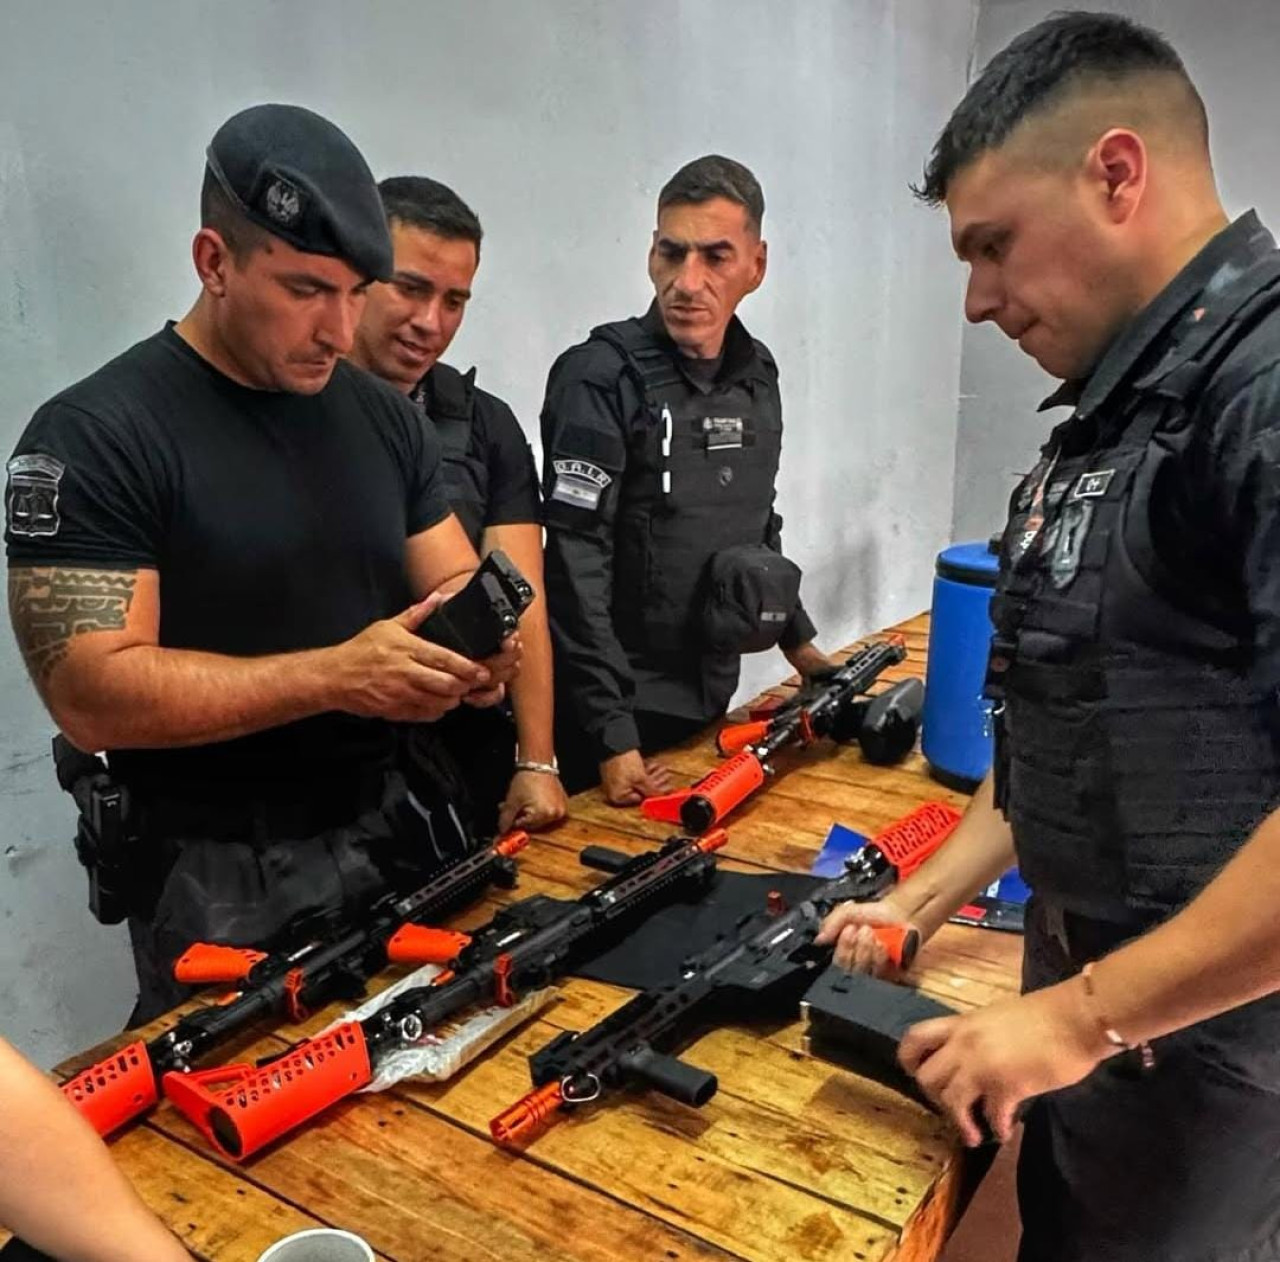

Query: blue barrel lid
[935,540,999,586]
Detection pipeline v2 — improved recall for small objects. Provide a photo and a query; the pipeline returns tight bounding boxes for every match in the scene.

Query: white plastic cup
[256,1227,375,1262]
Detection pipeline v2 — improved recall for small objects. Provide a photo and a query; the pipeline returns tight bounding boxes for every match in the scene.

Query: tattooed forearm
[7,566,137,685]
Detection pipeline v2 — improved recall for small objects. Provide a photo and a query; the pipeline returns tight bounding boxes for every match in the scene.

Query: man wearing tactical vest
[541,155,830,802]
[351,177,568,835]
[818,13,1280,1261]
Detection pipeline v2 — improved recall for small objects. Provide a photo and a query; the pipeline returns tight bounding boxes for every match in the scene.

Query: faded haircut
[915,10,1207,204]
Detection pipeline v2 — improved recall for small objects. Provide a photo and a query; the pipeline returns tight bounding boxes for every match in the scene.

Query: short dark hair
[200,166,272,260]
[915,10,1206,204]
[377,176,483,258]
[658,155,765,235]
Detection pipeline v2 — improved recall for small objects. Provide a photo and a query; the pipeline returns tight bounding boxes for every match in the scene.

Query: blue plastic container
[925,539,1030,931]
[922,540,1000,790]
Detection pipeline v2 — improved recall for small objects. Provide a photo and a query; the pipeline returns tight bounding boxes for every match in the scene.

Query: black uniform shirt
[541,304,815,759]
[1033,211,1280,687]
[410,363,540,552]
[5,325,451,796]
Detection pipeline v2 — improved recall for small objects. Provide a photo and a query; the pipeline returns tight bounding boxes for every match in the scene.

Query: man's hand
[464,632,522,708]
[784,640,838,679]
[815,896,919,976]
[330,596,492,722]
[599,750,674,807]
[498,769,569,832]
[899,983,1115,1146]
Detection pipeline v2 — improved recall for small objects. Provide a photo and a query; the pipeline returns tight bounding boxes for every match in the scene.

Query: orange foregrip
[871,801,963,880]
[495,829,530,858]
[490,1080,565,1146]
[173,943,268,985]
[386,924,471,965]
[872,924,921,970]
[162,1021,372,1161]
[716,720,769,756]
[61,1040,159,1137]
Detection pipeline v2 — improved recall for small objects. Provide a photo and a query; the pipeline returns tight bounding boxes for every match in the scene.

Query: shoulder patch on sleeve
[6,453,65,538]
[551,458,612,510]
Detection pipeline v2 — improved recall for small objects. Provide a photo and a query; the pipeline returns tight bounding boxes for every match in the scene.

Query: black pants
[556,709,711,795]
[426,704,517,840]
[1016,899,1280,1262]
[125,769,465,1025]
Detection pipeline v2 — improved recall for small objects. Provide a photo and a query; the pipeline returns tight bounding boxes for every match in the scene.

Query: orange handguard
[173,943,268,985]
[490,1080,565,1146]
[162,1021,372,1161]
[715,720,769,756]
[385,924,472,965]
[872,801,963,881]
[61,1040,159,1137]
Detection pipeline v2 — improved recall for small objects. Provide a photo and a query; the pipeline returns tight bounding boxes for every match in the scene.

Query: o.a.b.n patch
[5,453,65,538]
[551,458,612,511]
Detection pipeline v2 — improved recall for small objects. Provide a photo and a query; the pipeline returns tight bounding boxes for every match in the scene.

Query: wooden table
[48,613,1023,1262]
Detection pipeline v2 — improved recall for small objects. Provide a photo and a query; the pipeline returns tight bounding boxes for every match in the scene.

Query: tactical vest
[589,317,783,660]
[416,363,487,549]
[989,256,1280,922]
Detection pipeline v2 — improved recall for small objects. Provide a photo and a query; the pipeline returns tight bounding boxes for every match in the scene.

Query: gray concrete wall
[952,0,1280,544]
[0,0,975,1066]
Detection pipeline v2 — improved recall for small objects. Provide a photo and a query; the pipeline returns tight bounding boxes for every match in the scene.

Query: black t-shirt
[5,325,451,795]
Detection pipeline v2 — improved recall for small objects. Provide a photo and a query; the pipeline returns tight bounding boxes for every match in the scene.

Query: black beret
[206,103,392,281]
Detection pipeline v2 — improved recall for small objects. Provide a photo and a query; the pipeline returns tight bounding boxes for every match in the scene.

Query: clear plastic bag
[321,962,559,1091]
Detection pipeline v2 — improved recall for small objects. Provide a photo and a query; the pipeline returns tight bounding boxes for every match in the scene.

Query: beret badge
[263,175,304,227]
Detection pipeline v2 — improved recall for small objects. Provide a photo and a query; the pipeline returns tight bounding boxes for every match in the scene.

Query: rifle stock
[61,1040,159,1138]
[162,1022,372,1159]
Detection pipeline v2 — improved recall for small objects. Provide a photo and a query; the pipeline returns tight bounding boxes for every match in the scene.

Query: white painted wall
[0,0,975,1065]
[951,0,1280,544]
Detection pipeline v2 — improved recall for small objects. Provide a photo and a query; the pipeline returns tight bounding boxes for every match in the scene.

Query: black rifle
[61,831,529,1138]
[643,636,923,834]
[164,829,729,1161]
[491,802,960,1144]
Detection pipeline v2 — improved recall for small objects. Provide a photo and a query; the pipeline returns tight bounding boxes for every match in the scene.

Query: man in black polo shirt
[351,176,567,835]
[4,104,518,1022]
[820,14,1280,1261]
[541,155,830,802]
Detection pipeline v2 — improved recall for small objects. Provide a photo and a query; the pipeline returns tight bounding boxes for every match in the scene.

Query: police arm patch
[6,453,65,538]
[551,458,612,511]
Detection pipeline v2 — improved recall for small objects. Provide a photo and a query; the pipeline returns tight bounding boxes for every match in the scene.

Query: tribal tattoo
[7,566,137,685]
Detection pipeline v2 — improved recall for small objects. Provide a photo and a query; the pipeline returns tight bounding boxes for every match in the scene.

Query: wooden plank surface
[45,612,1023,1262]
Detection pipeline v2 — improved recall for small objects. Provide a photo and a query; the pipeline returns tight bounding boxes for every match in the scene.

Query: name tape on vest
[1072,469,1116,499]
[702,417,744,451]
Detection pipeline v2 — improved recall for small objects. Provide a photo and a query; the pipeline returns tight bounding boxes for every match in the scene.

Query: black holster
[51,734,147,925]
